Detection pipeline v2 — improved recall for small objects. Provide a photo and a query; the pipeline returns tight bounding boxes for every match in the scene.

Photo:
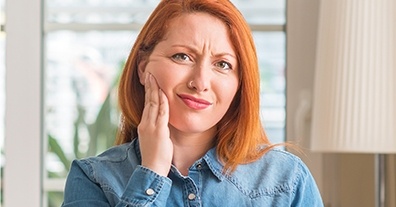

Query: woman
[62,0,324,206]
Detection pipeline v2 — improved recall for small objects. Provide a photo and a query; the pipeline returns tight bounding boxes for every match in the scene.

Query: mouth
[178,94,213,110]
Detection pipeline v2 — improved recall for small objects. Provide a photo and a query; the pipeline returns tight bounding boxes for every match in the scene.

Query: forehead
[165,12,226,37]
[161,12,235,50]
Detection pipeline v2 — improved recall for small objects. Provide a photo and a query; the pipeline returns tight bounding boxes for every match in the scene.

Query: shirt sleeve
[119,165,172,206]
[291,163,324,207]
[62,160,172,207]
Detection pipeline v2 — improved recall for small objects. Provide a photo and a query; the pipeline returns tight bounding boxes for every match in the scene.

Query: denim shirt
[62,139,324,207]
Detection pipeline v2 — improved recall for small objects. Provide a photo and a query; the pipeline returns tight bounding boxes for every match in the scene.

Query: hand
[138,73,173,176]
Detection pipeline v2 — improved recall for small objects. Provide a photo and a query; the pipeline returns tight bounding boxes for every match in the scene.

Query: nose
[188,63,211,92]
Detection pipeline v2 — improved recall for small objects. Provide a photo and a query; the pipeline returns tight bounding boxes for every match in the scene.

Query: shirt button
[188,193,196,200]
[146,188,155,196]
[196,163,202,169]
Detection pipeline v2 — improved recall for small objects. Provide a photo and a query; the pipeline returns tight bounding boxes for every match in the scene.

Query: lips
[178,94,213,110]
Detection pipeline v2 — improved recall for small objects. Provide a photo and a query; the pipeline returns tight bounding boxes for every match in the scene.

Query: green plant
[47,87,119,206]
[47,62,123,207]
[48,88,119,169]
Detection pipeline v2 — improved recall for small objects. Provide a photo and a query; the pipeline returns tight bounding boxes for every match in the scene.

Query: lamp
[311,0,396,207]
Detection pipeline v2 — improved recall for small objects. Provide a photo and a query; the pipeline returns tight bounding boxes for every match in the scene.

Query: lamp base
[375,154,386,207]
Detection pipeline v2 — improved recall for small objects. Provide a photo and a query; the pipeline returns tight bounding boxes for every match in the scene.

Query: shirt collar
[202,147,226,181]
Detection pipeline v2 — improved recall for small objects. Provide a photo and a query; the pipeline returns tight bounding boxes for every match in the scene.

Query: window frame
[4,0,43,206]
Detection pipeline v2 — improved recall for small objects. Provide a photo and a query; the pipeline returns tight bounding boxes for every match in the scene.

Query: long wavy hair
[116,0,273,172]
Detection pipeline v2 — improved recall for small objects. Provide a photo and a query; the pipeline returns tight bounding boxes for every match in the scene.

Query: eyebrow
[171,44,237,60]
[214,52,237,60]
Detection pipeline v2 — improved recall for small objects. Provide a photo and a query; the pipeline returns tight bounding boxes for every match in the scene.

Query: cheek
[150,70,173,90]
[222,91,238,109]
[217,79,239,103]
[145,61,186,91]
[144,63,168,89]
[148,71,179,100]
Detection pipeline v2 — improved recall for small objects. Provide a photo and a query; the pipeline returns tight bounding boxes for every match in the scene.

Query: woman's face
[139,12,239,136]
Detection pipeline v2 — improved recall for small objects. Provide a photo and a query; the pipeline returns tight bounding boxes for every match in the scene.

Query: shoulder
[64,140,144,205]
[96,141,136,162]
[237,148,308,176]
[71,140,141,182]
[81,140,139,163]
[259,148,307,172]
[262,149,312,183]
[227,148,313,196]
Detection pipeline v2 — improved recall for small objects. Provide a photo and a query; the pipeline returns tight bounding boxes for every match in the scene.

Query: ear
[137,59,148,85]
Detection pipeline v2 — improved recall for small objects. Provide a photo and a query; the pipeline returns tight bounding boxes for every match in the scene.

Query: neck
[169,126,216,175]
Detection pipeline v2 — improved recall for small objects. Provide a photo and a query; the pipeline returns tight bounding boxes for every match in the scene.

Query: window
[5,0,286,206]
[44,1,286,206]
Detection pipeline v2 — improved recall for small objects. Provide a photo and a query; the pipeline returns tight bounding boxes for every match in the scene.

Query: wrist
[141,162,171,177]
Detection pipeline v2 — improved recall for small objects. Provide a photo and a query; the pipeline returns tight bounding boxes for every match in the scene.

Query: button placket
[184,176,201,206]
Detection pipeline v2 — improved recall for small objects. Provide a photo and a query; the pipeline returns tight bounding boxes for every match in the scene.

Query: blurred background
[5,1,395,207]
[1,0,286,206]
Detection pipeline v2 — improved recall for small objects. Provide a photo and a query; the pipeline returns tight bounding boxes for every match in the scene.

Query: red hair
[116,0,273,172]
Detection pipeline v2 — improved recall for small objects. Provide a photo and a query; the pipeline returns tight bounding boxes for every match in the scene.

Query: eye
[215,61,232,71]
[171,53,192,62]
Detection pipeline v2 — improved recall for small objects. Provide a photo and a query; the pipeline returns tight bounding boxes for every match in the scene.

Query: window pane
[44,1,286,205]
[47,191,63,207]
[45,31,135,179]
[254,32,286,144]
[45,0,158,24]
[45,0,285,25]
[0,0,5,203]
[234,0,286,24]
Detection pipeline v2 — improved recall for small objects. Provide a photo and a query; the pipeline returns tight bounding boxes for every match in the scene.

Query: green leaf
[48,134,72,171]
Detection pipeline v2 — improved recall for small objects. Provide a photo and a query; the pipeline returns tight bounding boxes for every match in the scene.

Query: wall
[286,0,323,195]
[286,0,377,206]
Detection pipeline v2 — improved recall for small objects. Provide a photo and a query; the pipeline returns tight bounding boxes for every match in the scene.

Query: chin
[169,121,216,135]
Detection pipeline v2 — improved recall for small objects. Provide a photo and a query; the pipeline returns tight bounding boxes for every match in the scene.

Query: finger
[146,74,161,123]
[142,73,159,124]
[141,73,151,123]
[144,73,151,106]
[157,89,169,125]
[149,73,160,106]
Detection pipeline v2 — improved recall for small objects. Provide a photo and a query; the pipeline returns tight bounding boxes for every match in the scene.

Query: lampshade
[311,0,396,153]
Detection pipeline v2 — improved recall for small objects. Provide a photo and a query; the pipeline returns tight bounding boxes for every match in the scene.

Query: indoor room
[1,0,395,206]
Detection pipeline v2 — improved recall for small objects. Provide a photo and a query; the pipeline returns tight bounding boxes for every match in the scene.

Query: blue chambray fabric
[62,139,324,207]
